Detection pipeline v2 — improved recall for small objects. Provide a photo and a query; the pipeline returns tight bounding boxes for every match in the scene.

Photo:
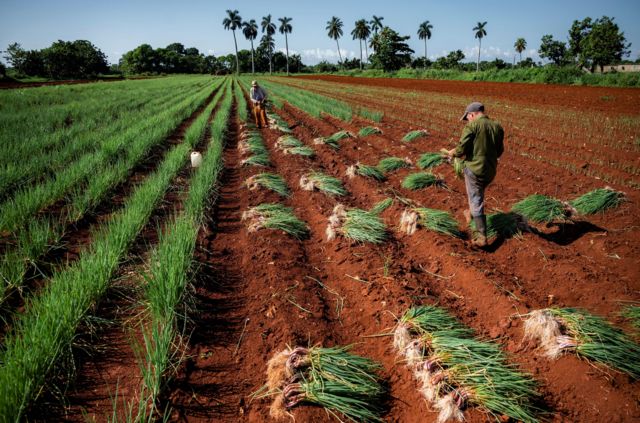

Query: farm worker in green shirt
[444,102,504,247]
[250,80,268,128]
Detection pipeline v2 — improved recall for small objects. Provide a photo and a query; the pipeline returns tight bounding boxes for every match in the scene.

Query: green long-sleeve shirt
[453,115,504,183]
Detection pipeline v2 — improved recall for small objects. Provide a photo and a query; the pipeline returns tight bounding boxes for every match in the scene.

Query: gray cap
[461,102,484,121]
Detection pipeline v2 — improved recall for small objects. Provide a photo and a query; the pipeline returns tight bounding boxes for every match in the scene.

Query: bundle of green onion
[268,113,293,133]
[264,346,386,422]
[326,204,387,243]
[524,308,640,378]
[285,146,315,157]
[299,172,347,197]
[471,212,529,239]
[395,306,540,423]
[412,208,464,238]
[358,126,383,137]
[346,163,385,181]
[622,305,640,330]
[377,157,412,173]
[313,136,340,150]
[369,198,393,215]
[417,152,444,169]
[240,132,271,167]
[276,135,303,149]
[328,130,354,142]
[511,194,570,223]
[242,203,309,239]
[245,173,290,197]
[569,188,625,215]
[402,129,429,142]
[453,158,465,179]
[401,172,441,190]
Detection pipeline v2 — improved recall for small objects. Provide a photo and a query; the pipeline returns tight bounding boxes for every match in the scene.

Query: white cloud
[299,48,357,64]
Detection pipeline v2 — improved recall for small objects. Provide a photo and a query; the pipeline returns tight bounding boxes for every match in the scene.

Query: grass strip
[136,80,233,417]
[0,121,199,420]
[511,194,569,223]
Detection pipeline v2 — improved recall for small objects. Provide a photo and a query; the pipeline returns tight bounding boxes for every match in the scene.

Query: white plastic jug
[190,151,202,168]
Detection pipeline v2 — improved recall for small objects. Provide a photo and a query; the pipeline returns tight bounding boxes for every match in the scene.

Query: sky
[1,0,639,66]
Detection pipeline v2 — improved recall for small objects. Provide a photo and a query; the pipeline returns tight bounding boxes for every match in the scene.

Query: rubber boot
[463,209,472,224]
[472,215,487,247]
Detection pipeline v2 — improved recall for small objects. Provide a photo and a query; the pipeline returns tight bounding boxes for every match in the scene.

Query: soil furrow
[263,101,640,422]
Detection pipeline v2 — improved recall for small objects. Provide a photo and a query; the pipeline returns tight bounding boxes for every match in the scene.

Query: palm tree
[278,17,293,75]
[261,14,276,74]
[514,37,527,63]
[351,19,370,69]
[326,16,344,66]
[242,19,258,74]
[370,15,384,35]
[417,20,433,70]
[222,9,242,74]
[473,21,487,72]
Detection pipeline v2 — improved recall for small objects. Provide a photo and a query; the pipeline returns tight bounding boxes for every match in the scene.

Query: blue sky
[2,0,639,65]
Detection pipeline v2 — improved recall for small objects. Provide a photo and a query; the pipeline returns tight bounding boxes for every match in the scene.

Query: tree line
[1,13,633,79]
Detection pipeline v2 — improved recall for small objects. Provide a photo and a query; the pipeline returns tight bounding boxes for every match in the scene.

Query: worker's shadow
[531,220,606,246]
[483,220,605,252]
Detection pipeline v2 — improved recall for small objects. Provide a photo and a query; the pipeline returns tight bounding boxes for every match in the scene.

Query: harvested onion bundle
[299,172,347,197]
[242,203,308,239]
[358,126,383,137]
[262,346,386,422]
[569,187,625,215]
[401,172,444,190]
[523,308,640,378]
[346,163,385,181]
[245,173,290,197]
[377,157,412,174]
[395,306,540,423]
[326,204,387,243]
[511,194,572,223]
[471,211,530,239]
[417,152,444,169]
[402,129,429,142]
[400,208,463,238]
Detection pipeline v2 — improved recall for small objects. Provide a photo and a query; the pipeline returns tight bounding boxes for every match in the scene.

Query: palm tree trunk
[359,39,363,70]
[336,39,343,67]
[250,40,255,74]
[233,30,239,74]
[285,33,290,75]
[476,38,481,72]
[424,38,427,70]
[364,39,369,64]
[519,51,522,63]
[269,48,272,74]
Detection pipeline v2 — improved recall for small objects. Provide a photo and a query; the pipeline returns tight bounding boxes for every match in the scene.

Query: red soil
[164,80,639,423]
[297,74,640,116]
